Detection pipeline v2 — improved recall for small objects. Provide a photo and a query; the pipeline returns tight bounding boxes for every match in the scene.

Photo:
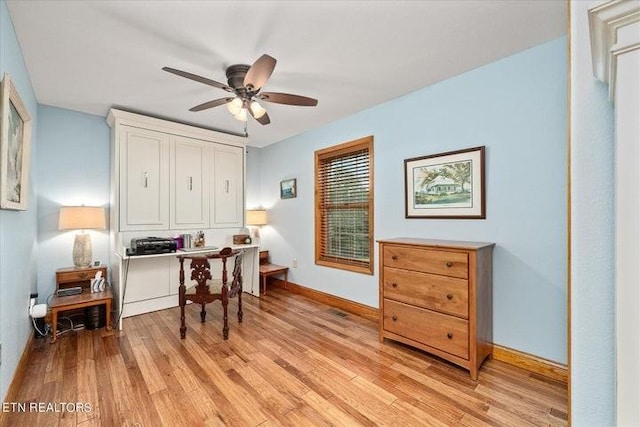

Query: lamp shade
[59,206,106,230]
[246,209,267,226]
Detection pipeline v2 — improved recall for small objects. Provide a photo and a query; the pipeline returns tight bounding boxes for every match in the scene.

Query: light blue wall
[253,37,568,363]
[570,1,615,425]
[0,0,39,400]
[245,146,262,209]
[36,105,111,301]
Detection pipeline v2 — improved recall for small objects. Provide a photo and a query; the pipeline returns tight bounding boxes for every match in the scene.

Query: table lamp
[246,209,267,244]
[59,206,106,268]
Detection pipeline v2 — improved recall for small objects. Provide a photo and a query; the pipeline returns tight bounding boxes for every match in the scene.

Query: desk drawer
[383,267,468,318]
[56,267,107,289]
[383,245,468,279]
[383,299,469,359]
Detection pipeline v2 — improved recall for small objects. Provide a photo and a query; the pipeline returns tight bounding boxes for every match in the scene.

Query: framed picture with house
[404,146,485,219]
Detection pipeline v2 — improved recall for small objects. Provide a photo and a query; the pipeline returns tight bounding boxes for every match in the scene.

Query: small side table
[49,288,113,342]
[51,266,112,342]
[258,250,289,295]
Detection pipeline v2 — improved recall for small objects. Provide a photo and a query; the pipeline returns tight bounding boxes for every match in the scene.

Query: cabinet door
[123,257,171,303]
[119,126,169,230]
[170,136,209,229]
[210,144,244,228]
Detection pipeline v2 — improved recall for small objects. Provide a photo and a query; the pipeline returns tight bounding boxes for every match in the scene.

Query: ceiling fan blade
[259,92,318,107]
[249,108,271,125]
[163,66,234,92]
[189,97,234,112]
[243,54,276,91]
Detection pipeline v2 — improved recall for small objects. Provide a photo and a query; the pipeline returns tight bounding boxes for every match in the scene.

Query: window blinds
[317,145,371,269]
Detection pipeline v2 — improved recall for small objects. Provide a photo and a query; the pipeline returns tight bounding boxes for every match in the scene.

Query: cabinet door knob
[446,293,453,300]
[392,315,398,321]
[446,261,453,267]
[447,332,453,339]
[143,172,148,188]
[391,255,398,261]
[189,176,193,191]
[391,282,398,288]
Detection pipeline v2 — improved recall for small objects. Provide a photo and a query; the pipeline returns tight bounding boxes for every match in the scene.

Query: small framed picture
[280,178,297,199]
[404,146,485,219]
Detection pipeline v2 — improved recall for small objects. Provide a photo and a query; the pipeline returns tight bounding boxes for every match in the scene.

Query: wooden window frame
[314,136,374,275]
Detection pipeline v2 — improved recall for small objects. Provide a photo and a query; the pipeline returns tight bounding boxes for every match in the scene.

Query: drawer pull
[447,332,453,339]
[391,282,398,288]
[78,272,89,279]
[391,255,398,261]
[392,315,398,321]
[446,261,453,267]
[446,293,453,300]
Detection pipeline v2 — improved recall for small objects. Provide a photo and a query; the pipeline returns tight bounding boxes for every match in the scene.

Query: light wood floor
[4,289,567,426]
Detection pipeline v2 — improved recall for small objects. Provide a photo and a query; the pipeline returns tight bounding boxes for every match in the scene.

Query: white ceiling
[6,1,566,148]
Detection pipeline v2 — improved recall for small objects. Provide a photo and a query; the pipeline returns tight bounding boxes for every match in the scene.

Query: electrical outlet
[292,258,298,268]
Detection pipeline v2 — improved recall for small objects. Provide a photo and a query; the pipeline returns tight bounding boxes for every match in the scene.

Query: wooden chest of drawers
[378,238,494,379]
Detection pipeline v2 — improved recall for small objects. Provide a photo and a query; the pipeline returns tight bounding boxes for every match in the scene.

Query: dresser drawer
[383,267,468,318]
[383,245,468,279]
[383,299,469,359]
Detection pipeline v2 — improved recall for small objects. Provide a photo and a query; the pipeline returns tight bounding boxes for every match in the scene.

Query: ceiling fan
[163,54,318,126]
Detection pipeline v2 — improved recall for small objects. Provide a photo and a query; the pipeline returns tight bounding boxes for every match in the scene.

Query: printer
[130,237,177,255]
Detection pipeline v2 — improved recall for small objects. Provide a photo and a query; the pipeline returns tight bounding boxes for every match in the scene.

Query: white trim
[588,0,640,99]
[107,108,246,148]
[589,2,640,424]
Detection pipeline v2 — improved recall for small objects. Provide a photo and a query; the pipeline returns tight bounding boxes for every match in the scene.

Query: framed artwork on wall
[280,178,297,199]
[0,73,32,210]
[404,146,485,219]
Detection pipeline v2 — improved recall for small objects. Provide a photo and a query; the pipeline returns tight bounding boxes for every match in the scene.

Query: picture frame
[0,73,32,210]
[280,178,297,199]
[404,146,485,219]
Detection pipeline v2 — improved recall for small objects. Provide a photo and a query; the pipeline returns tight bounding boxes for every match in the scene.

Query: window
[315,136,373,274]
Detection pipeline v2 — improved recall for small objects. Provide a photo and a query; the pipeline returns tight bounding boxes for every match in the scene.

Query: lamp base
[73,233,92,268]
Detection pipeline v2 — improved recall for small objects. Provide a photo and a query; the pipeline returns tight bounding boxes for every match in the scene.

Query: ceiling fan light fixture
[226,97,243,115]
[250,100,267,119]
[164,53,318,127]
[233,107,248,122]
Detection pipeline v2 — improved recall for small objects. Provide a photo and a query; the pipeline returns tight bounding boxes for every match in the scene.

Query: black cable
[32,317,49,337]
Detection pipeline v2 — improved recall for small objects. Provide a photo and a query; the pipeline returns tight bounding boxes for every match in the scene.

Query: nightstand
[50,266,112,342]
[258,250,289,295]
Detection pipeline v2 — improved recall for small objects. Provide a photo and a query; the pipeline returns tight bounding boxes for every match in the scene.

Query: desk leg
[262,275,267,295]
[51,309,58,343]
[106,299,112,330]
[284,271,288,290]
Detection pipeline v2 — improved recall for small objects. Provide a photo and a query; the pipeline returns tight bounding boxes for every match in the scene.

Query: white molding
[588,0,640,100]
[590,2,640,425]
[609,40,640,101]
[107,108,247,147]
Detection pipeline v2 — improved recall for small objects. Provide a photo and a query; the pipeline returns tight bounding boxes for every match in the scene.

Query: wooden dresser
[378,238,494,379]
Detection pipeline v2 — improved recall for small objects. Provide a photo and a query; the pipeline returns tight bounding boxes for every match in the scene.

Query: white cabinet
[211,144,244,228]
[108,109,252,326]
[118,126,170,231]
[109,109,246,232]
[170,136,209,229]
